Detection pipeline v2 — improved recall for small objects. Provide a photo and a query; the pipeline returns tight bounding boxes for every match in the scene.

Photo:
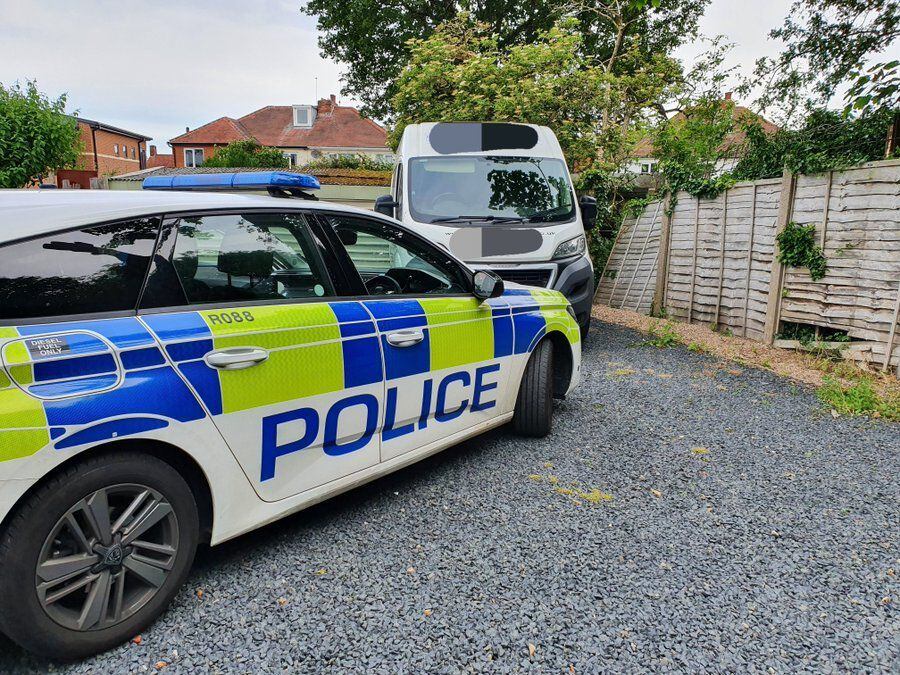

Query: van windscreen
[407,156,575,225]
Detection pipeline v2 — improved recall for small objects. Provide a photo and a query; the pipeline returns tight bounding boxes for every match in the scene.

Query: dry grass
[592,305,900,405]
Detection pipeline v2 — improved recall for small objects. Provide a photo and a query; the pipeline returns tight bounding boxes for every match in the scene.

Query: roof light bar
[142,171,321,191]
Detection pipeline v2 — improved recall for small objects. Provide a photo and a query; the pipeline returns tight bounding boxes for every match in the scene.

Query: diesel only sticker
[25,336,72,360]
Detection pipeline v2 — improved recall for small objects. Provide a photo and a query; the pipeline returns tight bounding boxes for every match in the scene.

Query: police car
[0,173,581,659]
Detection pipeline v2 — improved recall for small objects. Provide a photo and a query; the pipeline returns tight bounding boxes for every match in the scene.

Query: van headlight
[553,235,586,259]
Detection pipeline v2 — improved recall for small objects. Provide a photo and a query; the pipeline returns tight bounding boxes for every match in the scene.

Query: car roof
[0,190,381,243]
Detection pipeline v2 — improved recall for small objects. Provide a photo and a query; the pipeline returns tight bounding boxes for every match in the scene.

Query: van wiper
[431,215,526,224]
[527,207,571,223]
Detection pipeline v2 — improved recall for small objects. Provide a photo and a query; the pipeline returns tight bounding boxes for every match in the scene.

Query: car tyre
[0,451,199,661]
[512,338,554,437]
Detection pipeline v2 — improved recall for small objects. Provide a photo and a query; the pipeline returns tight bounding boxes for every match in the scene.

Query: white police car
[0,173,581,659]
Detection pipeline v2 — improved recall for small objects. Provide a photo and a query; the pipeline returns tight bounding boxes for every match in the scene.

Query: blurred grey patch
[449,228,481,259]
[483,228,542,256]
[449,228,542,258]
[430,123,482,153]
[430,123,539,154]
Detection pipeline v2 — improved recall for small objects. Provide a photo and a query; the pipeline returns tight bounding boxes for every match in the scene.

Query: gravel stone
[1,320,897,673]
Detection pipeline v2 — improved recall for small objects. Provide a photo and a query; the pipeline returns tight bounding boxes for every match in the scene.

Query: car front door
[317,213,514,463]
[139,210,384,502]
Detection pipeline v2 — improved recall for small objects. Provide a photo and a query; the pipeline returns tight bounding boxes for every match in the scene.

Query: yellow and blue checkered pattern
[0,288,578,463]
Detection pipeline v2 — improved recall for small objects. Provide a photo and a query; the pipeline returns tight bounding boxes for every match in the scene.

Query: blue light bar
[142,171,320,191]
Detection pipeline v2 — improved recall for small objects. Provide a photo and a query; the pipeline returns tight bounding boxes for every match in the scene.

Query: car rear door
[0,217,215,466]
[139,209,384,502]
[315,212,514,463]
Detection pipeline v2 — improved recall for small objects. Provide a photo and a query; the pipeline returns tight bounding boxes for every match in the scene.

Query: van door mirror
[374,195,398,219]
[579,195,598,230]
[472,270,504,301]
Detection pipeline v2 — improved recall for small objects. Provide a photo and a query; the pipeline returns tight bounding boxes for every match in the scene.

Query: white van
[375,122,597,337]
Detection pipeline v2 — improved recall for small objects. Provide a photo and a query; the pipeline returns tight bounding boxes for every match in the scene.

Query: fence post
[763,168,797,344]
[650,194,672,317]
[742,183,758,337]
[882,276,900,373]
[687,199,700,324]
[713,189,728,328]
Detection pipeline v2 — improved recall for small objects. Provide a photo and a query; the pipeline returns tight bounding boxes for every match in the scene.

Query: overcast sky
[0,0,894,152]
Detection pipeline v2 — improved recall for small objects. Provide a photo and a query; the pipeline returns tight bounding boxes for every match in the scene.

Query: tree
[650,96,740,198]
[302,0,709,119]
[0,81,81,188]
[749,0,899,116]
[390,16,680,167]
[201,140,288,168]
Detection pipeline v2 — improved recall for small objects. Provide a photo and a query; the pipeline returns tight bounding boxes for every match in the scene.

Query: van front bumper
[482,254,594,325]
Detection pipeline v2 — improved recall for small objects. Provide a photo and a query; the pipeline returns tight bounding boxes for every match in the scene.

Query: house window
[184,148,204,167]
[283,152,299,167]
[640,160,659,174]
[292,105,315,128]
[114,144,119,156]
[131,147,136,159]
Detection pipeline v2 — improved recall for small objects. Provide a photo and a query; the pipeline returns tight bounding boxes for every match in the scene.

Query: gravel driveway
[2,320,897,674]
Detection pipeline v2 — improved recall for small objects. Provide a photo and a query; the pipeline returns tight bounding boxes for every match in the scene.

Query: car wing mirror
[336,228,358,246]
[374,194,399,219]
[472,270,504,301]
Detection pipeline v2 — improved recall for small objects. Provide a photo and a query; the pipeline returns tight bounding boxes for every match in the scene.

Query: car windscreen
[407,156,575,225]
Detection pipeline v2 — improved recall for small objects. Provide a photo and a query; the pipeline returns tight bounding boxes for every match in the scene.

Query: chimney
[318,94,337,115]
[724,91,732,101]
[150,145,157,156]
[185,126,190,133]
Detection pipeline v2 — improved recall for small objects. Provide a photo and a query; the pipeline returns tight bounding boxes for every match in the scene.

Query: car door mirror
[374,195,399,219]
[472,270,504,301]
[336,228,358,246]
[579,195,598,230]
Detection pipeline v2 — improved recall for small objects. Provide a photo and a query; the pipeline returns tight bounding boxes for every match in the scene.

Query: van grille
[492,268,553,288]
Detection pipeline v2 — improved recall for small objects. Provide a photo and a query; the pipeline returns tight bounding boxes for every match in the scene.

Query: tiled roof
[169,117,252,145]
[146,153,175,169]
[632,105,779,159]
[169,99,388,150]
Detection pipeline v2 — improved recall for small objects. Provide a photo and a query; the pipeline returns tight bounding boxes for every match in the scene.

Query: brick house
[78,119,150,174]
[168,95,392,168]
[146,146,175,169]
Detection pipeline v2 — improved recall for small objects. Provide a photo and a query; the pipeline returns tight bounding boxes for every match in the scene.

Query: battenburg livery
[0,174,581,659]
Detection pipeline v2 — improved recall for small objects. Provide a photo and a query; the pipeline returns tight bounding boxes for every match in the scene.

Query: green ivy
[776,221,828,281]
[732,108,898,181]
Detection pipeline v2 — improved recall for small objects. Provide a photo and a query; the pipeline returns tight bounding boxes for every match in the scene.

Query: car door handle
[385,329,424,348]
[204,347,269,370]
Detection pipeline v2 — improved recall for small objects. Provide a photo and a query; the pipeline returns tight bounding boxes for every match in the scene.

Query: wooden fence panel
[594,160,899,368]
[779,160,900,367]
[595,201,663,313]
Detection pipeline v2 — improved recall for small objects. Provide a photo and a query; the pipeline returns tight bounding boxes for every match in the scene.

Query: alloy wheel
[34,484,179,632]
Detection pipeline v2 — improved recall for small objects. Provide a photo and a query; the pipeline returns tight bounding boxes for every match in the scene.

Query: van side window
[167,212,333,305]
[0,219,159,320]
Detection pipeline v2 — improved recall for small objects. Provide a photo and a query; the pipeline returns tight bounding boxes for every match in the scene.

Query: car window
[321,214,469,296]
[169,212,332,305]
[0,218,159,320]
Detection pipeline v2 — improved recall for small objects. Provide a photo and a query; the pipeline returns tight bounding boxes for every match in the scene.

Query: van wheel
[0,451,199,661]
[512,339,554,437]
[579,314,591,340]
